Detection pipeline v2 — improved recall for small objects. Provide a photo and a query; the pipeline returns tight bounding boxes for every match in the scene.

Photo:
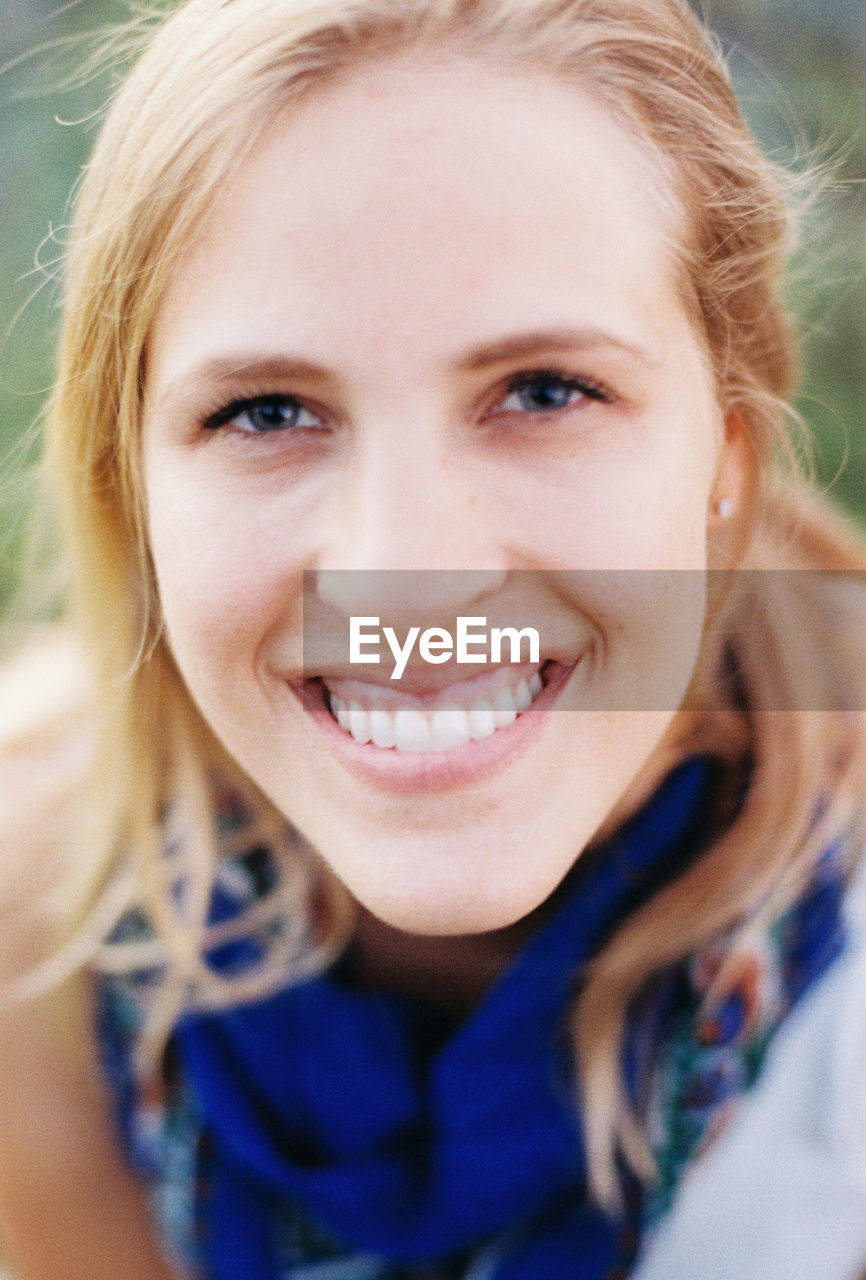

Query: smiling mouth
[309,659,563,753]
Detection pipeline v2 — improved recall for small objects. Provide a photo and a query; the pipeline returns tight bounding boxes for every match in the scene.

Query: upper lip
[300,658,563,697]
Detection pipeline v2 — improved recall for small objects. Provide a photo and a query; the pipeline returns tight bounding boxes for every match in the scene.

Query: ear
[707,406,757,531]
[706,407,759,574]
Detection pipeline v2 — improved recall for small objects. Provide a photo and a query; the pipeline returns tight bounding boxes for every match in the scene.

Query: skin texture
[142,54,748,944]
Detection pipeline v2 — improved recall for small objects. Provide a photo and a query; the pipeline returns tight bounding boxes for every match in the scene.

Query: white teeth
[348,701,371,744]
[514,678,531,713]
[369,708,397,749]
[492,686,518,729]
[393,707,432,753]
[468,699,496,739]
[327,665,548,751]
[430,707,473,752]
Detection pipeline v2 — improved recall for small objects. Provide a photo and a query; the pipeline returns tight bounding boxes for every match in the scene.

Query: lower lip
[289,659,578,794]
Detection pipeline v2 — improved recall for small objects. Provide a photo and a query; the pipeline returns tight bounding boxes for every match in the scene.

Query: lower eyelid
[237,404,321,432]
[202,395,323,434]
[500,387,584,412]
[493,378,611,415]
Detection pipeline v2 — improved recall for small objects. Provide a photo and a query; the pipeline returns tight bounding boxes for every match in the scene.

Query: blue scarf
[177,759,716,1279]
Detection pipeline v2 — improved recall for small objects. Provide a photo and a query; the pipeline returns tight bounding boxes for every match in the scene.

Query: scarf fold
[178,757,717,1279]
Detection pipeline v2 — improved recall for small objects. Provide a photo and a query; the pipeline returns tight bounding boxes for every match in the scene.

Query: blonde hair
[9,0,866,1205]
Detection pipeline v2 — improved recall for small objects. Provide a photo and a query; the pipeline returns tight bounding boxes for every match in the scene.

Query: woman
[1,0,866,1276]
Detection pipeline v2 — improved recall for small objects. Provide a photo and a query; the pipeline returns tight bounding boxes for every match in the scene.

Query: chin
[335,845,571,938]
[362,896,527,937]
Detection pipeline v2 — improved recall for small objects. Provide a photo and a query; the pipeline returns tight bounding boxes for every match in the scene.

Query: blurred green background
[1,0,864,626]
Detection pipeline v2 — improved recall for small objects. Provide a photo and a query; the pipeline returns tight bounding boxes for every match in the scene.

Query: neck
[347,891,564,1016]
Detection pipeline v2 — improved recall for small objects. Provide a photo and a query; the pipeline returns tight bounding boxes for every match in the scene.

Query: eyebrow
[150,326,661,414]
[149,354,336,417]
[456,327,661,373]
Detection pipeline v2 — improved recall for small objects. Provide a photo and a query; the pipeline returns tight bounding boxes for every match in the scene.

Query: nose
[311,424,509,626]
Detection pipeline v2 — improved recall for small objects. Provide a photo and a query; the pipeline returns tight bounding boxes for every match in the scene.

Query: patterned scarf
[99,757,848,1280]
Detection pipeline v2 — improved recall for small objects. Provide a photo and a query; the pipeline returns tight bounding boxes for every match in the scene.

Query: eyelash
[201,394,322,435]
[199,368,613,440]
[496,369,612,416]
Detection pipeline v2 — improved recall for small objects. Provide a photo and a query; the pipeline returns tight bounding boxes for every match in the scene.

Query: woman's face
[142,55,745,934]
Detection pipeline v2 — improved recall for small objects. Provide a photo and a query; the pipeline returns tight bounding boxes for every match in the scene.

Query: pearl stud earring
[715,496,735,519]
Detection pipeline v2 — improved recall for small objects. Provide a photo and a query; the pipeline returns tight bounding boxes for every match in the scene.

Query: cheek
[546,564,707,716]
[503,431,715,572]
[144,463,300,701]
[614,402,720,565]
[608,572,708,710]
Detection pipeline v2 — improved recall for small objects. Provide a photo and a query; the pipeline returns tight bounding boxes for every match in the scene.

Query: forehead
[149,54,690,384]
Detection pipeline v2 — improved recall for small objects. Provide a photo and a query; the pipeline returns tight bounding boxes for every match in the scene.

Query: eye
[204,394,323,435]
[494,370,610,415]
